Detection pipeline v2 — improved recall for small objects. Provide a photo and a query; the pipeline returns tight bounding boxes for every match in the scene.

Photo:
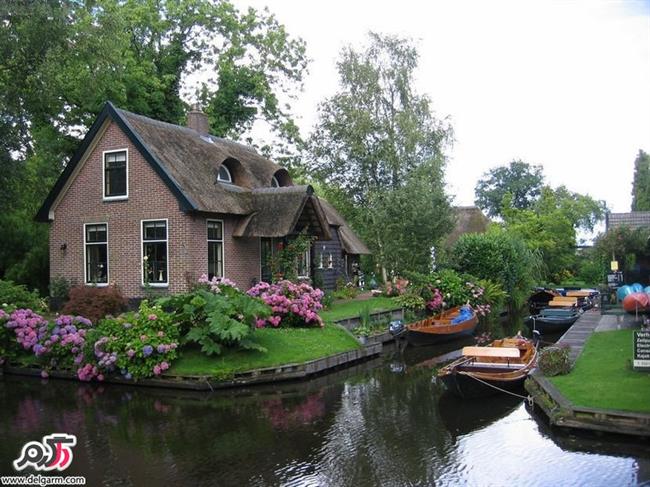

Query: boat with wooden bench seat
[391,305,478,347]
[438,337,537,398]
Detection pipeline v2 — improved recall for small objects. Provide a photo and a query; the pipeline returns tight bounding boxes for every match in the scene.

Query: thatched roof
[35,102,370,254]
[233,186,331,239]
[445,206,490,247]
[119,108,287,215]
[318,198,371,255]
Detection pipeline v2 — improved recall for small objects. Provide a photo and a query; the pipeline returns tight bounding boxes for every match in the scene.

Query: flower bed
[247,280,324,328]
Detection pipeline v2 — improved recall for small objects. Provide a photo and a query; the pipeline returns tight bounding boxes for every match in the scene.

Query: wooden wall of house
[313,226,348,291]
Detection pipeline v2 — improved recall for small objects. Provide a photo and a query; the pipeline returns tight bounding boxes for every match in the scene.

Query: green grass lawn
[319,296,400,322]
[169,324,361,378]
[549,329,650,413]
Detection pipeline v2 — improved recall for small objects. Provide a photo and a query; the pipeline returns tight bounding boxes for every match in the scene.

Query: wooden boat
[398,306,478,347]
[528,289,558,314]
[438,337,537,398]
[525,308,581,334]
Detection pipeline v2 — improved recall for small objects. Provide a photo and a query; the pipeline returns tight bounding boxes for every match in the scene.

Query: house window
[103,150,128,199]
[84,223,108,285]
[296,248,310,278]
[207,220,224,279]
[142,220,168,285]
[217,165,232,184]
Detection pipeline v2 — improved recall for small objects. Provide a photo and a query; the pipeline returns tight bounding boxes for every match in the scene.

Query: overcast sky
[234,0,650,213]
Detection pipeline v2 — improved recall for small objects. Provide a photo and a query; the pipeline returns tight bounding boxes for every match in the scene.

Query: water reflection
[0,343,648,487]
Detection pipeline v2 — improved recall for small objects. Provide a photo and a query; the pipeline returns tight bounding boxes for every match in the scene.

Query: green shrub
[394,292,426,311]
[451,230,542,312]
[538,346,571,376]
[61,285,128,323]
[49,276,72,301]
[157,285,270,356]
[0,279,45,312]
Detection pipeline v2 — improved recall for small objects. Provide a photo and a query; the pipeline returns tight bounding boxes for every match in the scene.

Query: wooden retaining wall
[3,342,383,392]
[526,372,650,437]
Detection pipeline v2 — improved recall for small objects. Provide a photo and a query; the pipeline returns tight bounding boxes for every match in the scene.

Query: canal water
[1,342,649,487]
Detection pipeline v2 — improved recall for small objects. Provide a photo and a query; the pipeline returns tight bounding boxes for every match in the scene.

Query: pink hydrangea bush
[247,280,324,328]
[198,273,239,293]
[5,309,50,353]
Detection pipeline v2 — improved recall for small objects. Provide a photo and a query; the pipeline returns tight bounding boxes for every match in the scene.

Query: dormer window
[103,149,128,200]
[271,175,280,188]
[217,164,232,184]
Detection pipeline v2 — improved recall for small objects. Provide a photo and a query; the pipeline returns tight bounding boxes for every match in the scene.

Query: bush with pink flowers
[247,280,324,328]
[79,300,179,381]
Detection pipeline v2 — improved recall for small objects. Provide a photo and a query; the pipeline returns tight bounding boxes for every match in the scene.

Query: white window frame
[207,219,225,279]
[297,247,311,279]
[102,148,129,201]
[83,222,109,286]
[141,218,169,287]
[271,175,280,187]
[217,164,232,184]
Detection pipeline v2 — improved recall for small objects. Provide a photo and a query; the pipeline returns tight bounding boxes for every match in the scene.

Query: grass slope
[170,324,361,378]
[319,296,399,322]
[549,329,650,413]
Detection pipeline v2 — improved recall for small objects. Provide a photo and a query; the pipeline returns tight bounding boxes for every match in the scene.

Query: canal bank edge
[525,310,650,437]
[2,341,383,391]
[525,372,650,437]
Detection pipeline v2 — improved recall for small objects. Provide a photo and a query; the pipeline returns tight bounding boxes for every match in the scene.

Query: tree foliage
[307,33,453,278]
[474,160,544,218]
[593,225,650,276]
[450,229,542,313]
[501,186,605,282]
[0,0,307,292]
[631,149,650,211]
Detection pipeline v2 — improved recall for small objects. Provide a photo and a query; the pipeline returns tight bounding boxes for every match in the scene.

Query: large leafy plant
[158,280,270,356]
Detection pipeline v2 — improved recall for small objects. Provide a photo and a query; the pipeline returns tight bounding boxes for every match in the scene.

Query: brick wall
[49,121,260,297]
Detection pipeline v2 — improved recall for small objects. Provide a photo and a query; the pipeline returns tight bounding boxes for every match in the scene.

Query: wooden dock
[526,309,650,437]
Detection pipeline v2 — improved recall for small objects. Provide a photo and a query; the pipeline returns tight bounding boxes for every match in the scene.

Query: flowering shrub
[247,280,324,328]
[158,280,270,356]
[5,309,49,353]
[62,285,127,323]
[197,274,239,292]
[384,278,409,297]
[42,315,93,370]
[80,301,179,381]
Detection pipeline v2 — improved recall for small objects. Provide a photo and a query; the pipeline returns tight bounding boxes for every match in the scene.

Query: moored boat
[526,308,582,334]
[392,305,478,347]
[438,337,537,398]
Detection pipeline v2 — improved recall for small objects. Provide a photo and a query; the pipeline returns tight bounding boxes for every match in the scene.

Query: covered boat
[528,289,558,314]
[438,337,537,398]
[622,292,650,313]
[391,305,478,347]
[526,308,582,334]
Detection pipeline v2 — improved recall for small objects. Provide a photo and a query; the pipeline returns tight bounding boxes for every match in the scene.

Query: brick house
[36,102,369,297]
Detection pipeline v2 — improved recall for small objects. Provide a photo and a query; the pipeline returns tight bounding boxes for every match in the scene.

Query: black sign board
[633,331,650,371]
[607,271,623,289]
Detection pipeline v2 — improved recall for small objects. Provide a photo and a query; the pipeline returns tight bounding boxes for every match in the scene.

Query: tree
[501,186,605,282]
[0,0,307,292]
[307,33,453,278]
[474,160,544,218]
[593,225,650,277]
[631,149,650,211]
